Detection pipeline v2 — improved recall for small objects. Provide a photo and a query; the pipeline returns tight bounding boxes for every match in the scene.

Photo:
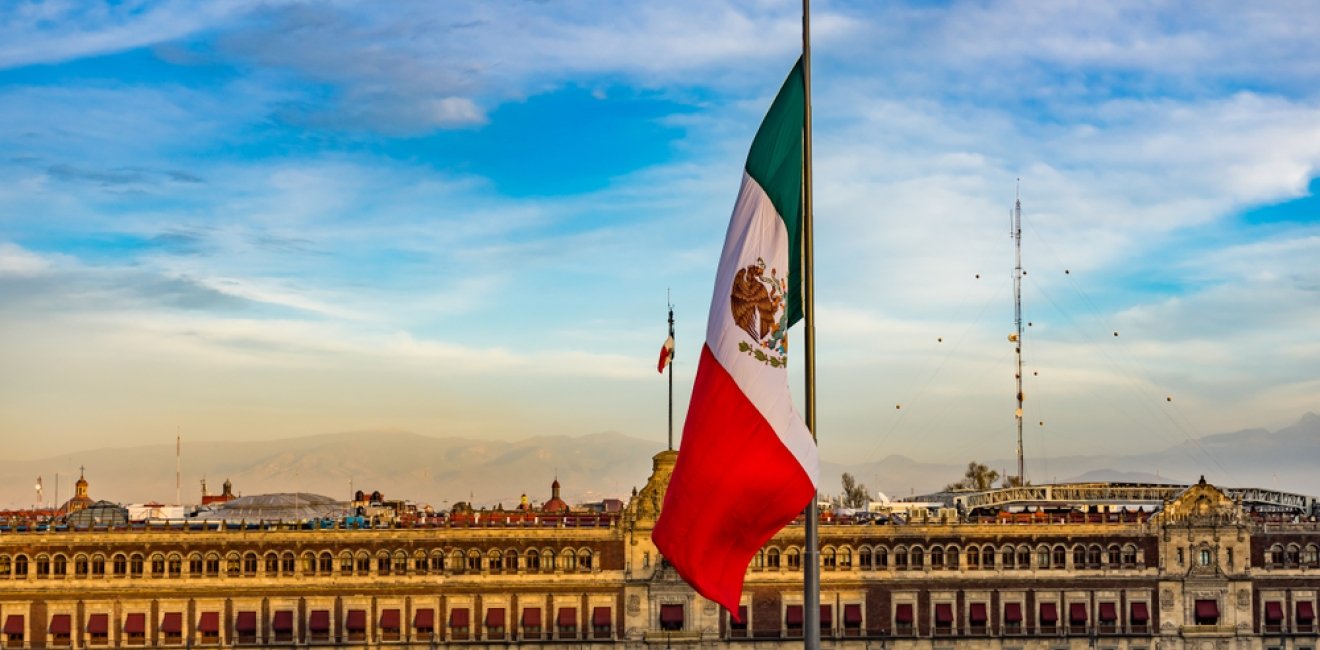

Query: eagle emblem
[729,257,788,367]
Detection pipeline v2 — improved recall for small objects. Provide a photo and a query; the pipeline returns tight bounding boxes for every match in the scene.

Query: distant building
[1,450,1318,650]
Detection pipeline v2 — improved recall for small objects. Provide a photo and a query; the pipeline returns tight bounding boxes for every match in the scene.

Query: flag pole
[667,293,675,451]
[801,1,820,650]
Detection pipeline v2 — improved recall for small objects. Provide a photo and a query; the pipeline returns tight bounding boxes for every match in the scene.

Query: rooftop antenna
[666,291,675,451]
[1010,180,1026,485]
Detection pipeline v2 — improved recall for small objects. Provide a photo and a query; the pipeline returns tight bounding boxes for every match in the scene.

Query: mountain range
[2,413,1316,509]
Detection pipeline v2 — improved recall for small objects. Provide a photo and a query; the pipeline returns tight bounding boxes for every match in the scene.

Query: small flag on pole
[658,335,675,373]
[652,57,818,618]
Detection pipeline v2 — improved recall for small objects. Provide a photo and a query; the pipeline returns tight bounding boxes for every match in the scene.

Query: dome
[61,500,128,528]
[199,493,347,522]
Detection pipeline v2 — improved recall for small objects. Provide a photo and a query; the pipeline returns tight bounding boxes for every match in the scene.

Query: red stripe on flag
[652,344,814,616]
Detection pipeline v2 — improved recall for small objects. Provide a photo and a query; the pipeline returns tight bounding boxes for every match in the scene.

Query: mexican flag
[652,57,819,617]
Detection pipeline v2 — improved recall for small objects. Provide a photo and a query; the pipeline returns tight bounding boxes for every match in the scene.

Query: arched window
[448,549,465,572]
[753,550,765,569]
[225,552,240,576]
[859,547,872,569]
[1268,544,1284,567]
[429,551,444,572]
[204,553,220,576]
[0,555,10,577]
[92,554,106,576]
[281,552,295,574]
[786,548,802,570]
[930,546,945,568]
[1122,545,1138,566]
[339,552,354,574]
[1087,545,1102,567]
[839,548,853,569]
[301,552,316,574]
[487,549,503,572]
[1286,545,1301,566]
[1017,545,1031,569]
[525,549,540,570]
[910,546,924,569]
[1304,544,1319,566]
[36,555,50,577]
[320,552,335,574]
[468,549,484,571]
[168,554,182,577]
[505,548,519,571]
[53,554,68,576]
[1036,546,1050,569]
[578,549,593,570]
[875,546,888,569]
[150,553,164,576]
[1052,545,1066,568]
[560,549,577,571]
[264,553,278,574]
[74,554,89,577]
[187,553,202,576]
[130,553,144,576]
[112,553,127,576]
[894,547,908,569]
[1001,546,1015,569]
[822,548,837,569]
[377,552,391,573]
[542,548,557,570]
[14,555,28,577]
[946,545,959,569]
[1107,545,1121,566]
[766,548,781,568]
[356,552,372,573]
[981,546,995,569]
[1073,545,1087,567]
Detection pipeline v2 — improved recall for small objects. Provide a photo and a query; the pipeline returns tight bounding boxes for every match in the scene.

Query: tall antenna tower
[1010,182,1026,484]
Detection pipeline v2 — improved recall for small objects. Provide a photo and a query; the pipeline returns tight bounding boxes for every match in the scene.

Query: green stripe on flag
[744,57,804,327]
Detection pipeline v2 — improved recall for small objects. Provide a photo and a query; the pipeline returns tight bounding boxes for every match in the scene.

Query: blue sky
[2,1,1319,489]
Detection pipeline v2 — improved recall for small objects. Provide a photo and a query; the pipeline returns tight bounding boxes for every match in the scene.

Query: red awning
[379,609,400,630]
[235,612,257,634]
[557,608,577,627]
[161,613,182,634]
[895,604,914,624]
[1131,603,1149,624]
[935,603,953,624]
[485,608,505,628]
[198,612,219,633]
[49,614,71,635]
[785,605,804,626]
[346,609,367,632]
[414,609,434,629]
[1099,602,1117,623]
[273,611,294,633]
[1070,603,1087,625]
[521,608,541,627]
[125,614,147,634]
[1298,601,1315,623]
[1265,602,1284,623]
[4,615,23,635]
[820,605,833,625]
[87,614,108,635]
[970,603,987,624]
[1040,603,1058,624]
[844,604,862,626]
[448,609,469,628]
[592,607,610,627]
[660,604,683,626]
[1004,603,1022,623]
[1196,600,1218,620]
[309,611,330,633]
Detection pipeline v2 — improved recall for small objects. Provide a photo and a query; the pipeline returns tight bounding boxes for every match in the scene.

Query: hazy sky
[1,1,1318,484]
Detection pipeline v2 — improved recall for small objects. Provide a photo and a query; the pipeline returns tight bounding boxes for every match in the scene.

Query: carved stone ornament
[704,600,717,614]
[1162,589,1175,610]
[628,594,641,615]
[1236,590,1250,608]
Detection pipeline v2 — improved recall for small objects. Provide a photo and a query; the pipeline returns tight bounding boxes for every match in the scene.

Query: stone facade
[2,455,1318,650]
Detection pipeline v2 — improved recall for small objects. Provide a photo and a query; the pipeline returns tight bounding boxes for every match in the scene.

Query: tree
[840,473,870,508]
[945,461,1000,491]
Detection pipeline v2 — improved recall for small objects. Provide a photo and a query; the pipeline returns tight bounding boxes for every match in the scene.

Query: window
[92,554,105,576]
[14,555,28,577]
[505,549,519,571]
[467,552,482,571]
[339,553,354,574]
[150,554,164,576]
[37,555,50,577]
[1177,548,1185,566]
[130,554,144,576]
[895,604,914,635]
[767,548,781,568]
[895,547,908,569]
[393,553,407,574]
[931,547,945,568]
[248,554,262,575]
[1122,545,1138,566]
[910,547,924,569]
[526,549,540,570]
[981,546,995,569]
[1017,546,1030,568]
[1108,545,1121,566]
[660,604,684,632]
[1199,549,1211,566]
[876,547,888,568]
[113,554,127,577]
[934,603,953,635]
[859,547,872,569]
[839,548,853,569]
[204,554,219,576]
[823,548,836,569]
[53,555,67,577]
[281,553,295,574]
[167,554,182,577]
[1194,600,1218,626]
[1052,546,1066,568]
[1004,603,1023,634]
[560,550,576,571]
[786,549,801,569]
[784,605,803,637]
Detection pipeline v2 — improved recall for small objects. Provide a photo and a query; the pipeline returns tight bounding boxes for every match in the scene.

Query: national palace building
[2,450,1320,650]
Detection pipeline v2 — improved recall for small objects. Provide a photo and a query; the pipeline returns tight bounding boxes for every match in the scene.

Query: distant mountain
[5,413,1316,510]
[822,412,1320,499]
[0,431,658,510]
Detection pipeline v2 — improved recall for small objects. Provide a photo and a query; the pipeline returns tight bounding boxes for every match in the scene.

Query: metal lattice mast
[1012,184,1025,484]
